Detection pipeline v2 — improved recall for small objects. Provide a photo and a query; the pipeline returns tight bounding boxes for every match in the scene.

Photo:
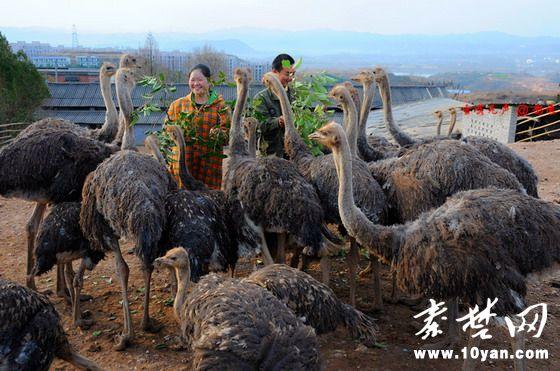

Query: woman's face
[189,69,210,97]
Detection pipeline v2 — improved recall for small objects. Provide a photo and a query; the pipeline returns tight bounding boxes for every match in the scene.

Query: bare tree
[186,44,227,79]
[139,32,160,75]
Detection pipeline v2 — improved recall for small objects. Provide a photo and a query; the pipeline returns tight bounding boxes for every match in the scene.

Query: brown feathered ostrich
[433,110,444,137]
[243,264,377,347]
[311,122,560,368]
[0,279,101,370]
[223,68,337,268]
[157,125,261,281]
[263,72,386,306]
[80,68,176,350]
[32,202,104,329]
[373,67,539,197]
[351,70,400,162]
[154,247,321,370]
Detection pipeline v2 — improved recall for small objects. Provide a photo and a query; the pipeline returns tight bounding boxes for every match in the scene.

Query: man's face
[273,66,295,88]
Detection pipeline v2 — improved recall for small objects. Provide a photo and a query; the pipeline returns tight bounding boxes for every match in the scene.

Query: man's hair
[272,54,295,72]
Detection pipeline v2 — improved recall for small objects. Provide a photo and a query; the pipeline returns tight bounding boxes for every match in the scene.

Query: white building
[30,56,71,68]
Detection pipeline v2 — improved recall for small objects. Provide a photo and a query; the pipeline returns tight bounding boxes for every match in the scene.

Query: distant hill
[3,27,560,73]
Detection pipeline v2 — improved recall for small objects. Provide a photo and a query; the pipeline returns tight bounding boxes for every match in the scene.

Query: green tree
[0,32,49,124]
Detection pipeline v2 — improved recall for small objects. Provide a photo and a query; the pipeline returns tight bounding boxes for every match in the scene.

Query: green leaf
[281,59,292,69]
[155,343,168,350]
[293,57,302,70]
[92,330,102,337]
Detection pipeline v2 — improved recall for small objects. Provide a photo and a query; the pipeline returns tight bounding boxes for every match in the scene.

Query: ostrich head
[449,107,457,116]
[372,67,388,86]
[165,124,183,143]
[243,117,258,141]
[119,54,142,70]
[154,247,191,274]
[329,84,353,106]
[116,68,137,90]
[309,121,344,150]
[100,62,117,77]
[234,67,252,86]
[262,72,284,97]
[434,110,443,119]
[351,70,375,86]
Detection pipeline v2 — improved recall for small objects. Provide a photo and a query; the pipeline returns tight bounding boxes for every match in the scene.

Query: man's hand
[278,116,285,128]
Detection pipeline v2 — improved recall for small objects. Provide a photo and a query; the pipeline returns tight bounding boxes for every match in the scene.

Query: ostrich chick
[154,247,322,370]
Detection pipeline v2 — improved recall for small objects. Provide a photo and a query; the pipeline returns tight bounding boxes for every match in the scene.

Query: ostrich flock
[1,54,559,371]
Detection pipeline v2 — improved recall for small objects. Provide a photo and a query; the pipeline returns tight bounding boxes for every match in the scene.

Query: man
[254,53,296,158]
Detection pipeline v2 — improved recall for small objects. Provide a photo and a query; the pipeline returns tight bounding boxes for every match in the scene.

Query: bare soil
[1,140,559,370]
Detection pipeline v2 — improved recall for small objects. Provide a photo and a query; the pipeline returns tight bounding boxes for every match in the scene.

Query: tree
[186,44,227,79]
[139,32,160,75]
[0,32,49,125]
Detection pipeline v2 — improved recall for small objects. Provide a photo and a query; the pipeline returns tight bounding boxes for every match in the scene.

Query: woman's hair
[189,64,212,79]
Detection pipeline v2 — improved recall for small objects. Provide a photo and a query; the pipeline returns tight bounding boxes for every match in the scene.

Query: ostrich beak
[308,131,322,141]
[154,257,171,268]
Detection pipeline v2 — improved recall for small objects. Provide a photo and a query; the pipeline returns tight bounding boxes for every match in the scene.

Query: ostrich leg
[421,298,460,350]
[72,259,93,328]
[113,245,133,350]
[26,202,47,289]
[462,327,481,371]
[371,259,383,310]
[56,264,67,298]
[347,237,360,307]
[141,264,162,333]
[257,228,274,265]
[320,255,331,285]
[276,232,287,264]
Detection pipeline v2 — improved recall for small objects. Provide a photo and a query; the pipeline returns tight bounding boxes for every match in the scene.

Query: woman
[166,64,231,190]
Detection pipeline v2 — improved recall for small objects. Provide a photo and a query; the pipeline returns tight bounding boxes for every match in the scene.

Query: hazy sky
[2,0,559,36]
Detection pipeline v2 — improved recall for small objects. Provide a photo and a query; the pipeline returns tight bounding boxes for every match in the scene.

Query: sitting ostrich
[311,121,560,369]
[373,67,539,197]
[223,68,337,268]
[0,279,101,370]
[32,202,104,329]
[156,125,261,281]
[154,247,322,370]
[243,264,377,346]
[80,68,176,349]
[263,72,386,306]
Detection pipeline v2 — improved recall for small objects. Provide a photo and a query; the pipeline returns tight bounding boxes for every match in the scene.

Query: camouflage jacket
[253,86,295,158]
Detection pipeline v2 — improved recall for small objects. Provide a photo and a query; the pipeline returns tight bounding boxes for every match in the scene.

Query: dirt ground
[1,139,559,371]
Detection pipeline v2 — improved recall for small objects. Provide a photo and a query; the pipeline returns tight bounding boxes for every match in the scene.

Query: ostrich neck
[173,128,205,190]
[118,81,135,150]
[359,82,375,137]
[173,267,190,325]
[146,137,165,165]
[331,134,401,262]
[436,116,443,137]
[269,79,310,162]
[229,82,249,157]
[341,94,359,157]
[447,113,457,137]
[97,73,118,141]
[247,126,257,158]
[379,78,415,146]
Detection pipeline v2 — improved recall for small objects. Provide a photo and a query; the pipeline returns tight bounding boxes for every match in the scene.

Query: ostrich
[32,202,104,328]
[350,70,400,162]
[433,110,444,137]
[0,124,117,291]
[19,63,118,142]
[0,59,142,291]
[156,125,261,281]
[243,116,258,158]
[311,122,560,369]
[154,247,321,370]
[243,264,377,347]
[0,279,101,370]
[223,68,337,269]
[373,67,539,197]
[263,72,386,306]
[80,68,176,349]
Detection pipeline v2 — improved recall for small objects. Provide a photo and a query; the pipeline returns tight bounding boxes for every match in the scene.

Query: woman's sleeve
[166,100,178,123]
